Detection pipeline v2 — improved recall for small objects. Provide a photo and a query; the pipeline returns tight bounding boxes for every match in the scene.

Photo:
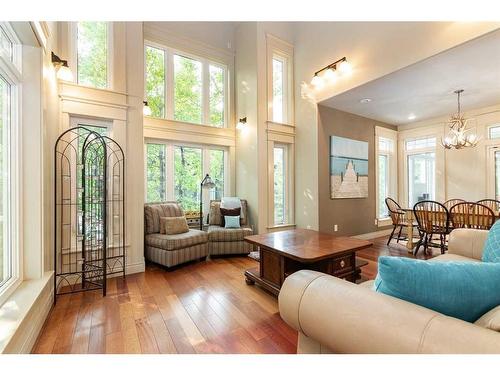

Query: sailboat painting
[330,136,369,199]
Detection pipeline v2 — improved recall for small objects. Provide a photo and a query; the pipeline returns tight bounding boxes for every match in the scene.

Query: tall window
[77,22,109,88]
[174,146,202,211]
[146,144,166,202]
[375,128,397,222]
[273,145,287,225]
[144,43,228,128]
[145,46,165,118]
[406,137,436,206]
[272,57,285,123]
[495,151,500,200]
[145,142,227,214]
[0,75,11,288]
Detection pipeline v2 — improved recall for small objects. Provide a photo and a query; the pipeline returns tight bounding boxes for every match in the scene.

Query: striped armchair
[208,200,254,256]
[144,202,209,268]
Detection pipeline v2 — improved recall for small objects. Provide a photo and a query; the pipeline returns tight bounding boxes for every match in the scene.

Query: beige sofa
[207,199,254,256]
[144,202,209,268]
[279,229,500,353]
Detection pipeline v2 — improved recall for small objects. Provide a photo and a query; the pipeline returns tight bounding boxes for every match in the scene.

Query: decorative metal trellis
[54,126,125,303]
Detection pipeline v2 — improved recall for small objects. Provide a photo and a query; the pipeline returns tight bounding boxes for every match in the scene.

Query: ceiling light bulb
[143,101,152,116]
[56,65,73,81]
[408,114,416,120]
[338,60,352,75]
[311,74,324,88]
[359,98,372,104]
[324,68,337,82]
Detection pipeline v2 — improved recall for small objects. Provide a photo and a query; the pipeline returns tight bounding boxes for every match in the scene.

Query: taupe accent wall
[318,106,397,236]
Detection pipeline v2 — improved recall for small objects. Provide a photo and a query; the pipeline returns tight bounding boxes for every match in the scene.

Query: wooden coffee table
[244,228,372,296]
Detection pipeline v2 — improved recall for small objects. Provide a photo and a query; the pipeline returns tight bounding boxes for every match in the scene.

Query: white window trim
[144,40,230,129]
[375,127,398,227]
[143,139,230,212]
[69,22,113,90]
[266,34,294,126]
[0,23,22,307]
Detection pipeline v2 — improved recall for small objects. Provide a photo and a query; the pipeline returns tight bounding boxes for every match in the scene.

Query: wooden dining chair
[443,198,466,210]
[385,197,416,246]
[450,202,495,230]
[477,199,500,214]
[413,200,450,256]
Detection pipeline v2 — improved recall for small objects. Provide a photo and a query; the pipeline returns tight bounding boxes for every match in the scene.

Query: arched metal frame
[54,126,125,303]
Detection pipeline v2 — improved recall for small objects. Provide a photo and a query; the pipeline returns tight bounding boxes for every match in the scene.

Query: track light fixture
[310,57,351,88]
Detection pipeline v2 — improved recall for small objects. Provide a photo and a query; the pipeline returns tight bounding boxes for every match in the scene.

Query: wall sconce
[310,56,351,88]
[51,52,73,82]
[143,101,152,116]
[236,117,247,130]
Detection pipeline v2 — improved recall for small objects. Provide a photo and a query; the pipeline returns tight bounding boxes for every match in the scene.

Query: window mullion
[166,144,174,201]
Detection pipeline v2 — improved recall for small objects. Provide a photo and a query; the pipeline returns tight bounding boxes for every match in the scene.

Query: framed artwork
[330,136,368,199]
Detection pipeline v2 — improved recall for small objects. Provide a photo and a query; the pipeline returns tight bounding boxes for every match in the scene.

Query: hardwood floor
[32,235,438,354]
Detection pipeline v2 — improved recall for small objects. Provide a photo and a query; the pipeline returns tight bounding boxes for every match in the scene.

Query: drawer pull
[340,260,345,268]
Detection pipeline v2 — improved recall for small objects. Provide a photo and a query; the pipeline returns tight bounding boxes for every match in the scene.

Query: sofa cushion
[160,216,189,235]
[373,256,500,322]
[208,225,253,242]
[482,220,500,263]
[145,229,208,251]
[475,305,500,332]
[209,200,248,226]
[145,202,184,234]
[220,207,241,227]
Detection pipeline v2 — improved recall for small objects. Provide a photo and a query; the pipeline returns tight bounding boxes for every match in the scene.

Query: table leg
[406,210,414,253]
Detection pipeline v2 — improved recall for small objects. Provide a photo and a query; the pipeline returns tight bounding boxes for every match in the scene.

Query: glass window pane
[490,126,500,140]
[272,58,284,123]
[174,146,202,212]
[0,26,13,62]
[274,146,286,225]
[174,55,202,124]
[77,22,108,88]
[408,152,435,206]
[209,65,224,127]
[0,76,10,286]
[378,154,389,218]
[406,136,436,151]
[495,151,500,200]
[146,144,167,203]
[145,46,165,118]
[209,149,224,200]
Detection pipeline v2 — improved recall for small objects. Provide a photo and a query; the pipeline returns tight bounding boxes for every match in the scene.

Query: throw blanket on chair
[221,196,245,222]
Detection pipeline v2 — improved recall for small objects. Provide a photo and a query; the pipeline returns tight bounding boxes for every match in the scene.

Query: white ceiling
[320,28,500,125]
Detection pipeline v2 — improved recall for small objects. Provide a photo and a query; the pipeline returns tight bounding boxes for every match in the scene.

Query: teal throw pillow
[373,256,500,322]
[224,215,241,228]
[482,220,500,263]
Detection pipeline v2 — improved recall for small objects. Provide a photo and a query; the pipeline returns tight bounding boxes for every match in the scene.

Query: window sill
[377,217,393,228]
[267,223,296,230]
[0,272,53,353]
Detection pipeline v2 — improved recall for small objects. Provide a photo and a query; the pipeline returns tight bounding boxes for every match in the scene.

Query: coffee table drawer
[329,255,354,275]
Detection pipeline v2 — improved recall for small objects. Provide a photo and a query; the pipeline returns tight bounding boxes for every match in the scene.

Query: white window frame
[0,22,22,306]
[70,22,113,89]
[266,34,294,125]
[487,123,500,140]
[272,143,289,225]
[143,139,230,214]
[144,41,229,129]
[375,127,398,227]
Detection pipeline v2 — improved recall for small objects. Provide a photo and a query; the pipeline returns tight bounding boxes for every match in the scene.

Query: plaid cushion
[209,199,248,226]
[145,229,208,251]
[208,225,253,242]
[144,202,184,234]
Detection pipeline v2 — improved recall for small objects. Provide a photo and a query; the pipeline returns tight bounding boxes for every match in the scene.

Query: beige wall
[294,22,500,231]
[318,106,396,236]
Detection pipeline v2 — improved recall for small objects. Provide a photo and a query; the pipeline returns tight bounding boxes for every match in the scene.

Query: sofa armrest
[448,229,488,260]
[278,270,500,353]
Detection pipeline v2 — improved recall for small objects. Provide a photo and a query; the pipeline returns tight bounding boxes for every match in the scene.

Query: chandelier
[441,89,479,149]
